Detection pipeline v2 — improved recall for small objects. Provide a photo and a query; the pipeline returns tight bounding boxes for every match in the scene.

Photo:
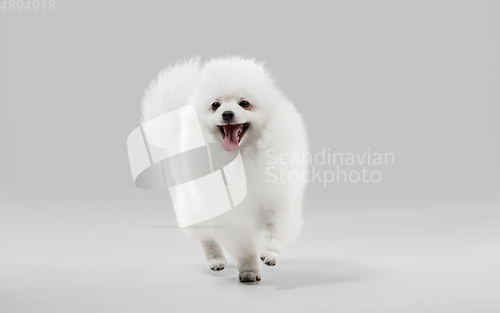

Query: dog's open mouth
[218,122,250,151]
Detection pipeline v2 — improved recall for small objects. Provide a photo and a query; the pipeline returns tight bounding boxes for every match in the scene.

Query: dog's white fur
[141,56,308,282]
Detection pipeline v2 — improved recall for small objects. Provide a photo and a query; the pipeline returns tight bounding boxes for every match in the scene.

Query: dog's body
[141,57,308,282]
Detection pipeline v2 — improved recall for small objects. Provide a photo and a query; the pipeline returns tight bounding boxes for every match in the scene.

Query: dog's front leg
[260,210,301,267]
[201,239,226,271]
[233,234,261,282]
[260,221,282,267]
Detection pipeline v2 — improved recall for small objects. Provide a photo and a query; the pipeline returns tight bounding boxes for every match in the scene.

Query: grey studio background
[1,1,499,313]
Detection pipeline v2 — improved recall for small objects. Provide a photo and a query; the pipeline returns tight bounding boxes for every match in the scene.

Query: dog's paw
[238,271,261,283]
[260,251,279,266]
[206,257,226,271]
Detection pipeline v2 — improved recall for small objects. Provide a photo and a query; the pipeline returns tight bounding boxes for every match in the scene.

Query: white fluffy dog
[141,56,308,282]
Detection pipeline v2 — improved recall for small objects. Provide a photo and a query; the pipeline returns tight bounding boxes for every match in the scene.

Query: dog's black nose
[222,111,234,122]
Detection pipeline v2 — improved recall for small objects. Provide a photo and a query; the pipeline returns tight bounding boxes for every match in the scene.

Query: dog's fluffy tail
[140,56,201,123]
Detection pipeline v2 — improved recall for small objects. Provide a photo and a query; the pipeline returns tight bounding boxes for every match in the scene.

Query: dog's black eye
[239,100,250,108]
[211,102,220,111]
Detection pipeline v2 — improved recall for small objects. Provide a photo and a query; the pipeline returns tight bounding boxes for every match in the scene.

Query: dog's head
[191,57,281,151]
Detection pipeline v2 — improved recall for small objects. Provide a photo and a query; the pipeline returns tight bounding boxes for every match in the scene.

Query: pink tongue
[223,124,240,151]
